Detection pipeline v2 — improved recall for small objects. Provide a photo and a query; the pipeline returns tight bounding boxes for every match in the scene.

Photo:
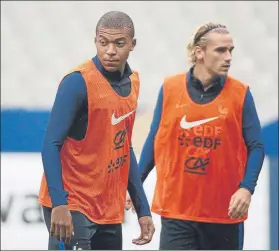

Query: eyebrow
[98,35,126,41]
[215,46,235,50]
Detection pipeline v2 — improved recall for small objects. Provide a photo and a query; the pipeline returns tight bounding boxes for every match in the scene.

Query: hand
[125,193,136,213]
[132,216,155,245]
[228,188,252,220]
[50,205,74,245]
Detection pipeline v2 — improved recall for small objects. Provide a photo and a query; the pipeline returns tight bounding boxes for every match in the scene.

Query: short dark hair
[96,11,135,38]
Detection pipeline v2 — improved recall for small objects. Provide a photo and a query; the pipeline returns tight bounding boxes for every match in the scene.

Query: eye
[99,40,107,46]
[217,48,226,53]
[116,41,125,47]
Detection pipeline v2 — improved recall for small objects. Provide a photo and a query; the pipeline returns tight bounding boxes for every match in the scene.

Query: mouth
[105,59,118,63]
[104,60,119,67]
[221,65,230,71]
[222,65,230,68]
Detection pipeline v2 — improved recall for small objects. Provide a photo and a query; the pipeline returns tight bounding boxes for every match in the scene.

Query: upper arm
[150,85,164,134]
[43,72,87,148]
[242,88,264,150]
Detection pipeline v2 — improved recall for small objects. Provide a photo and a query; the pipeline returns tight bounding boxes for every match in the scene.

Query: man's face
[95,27,136,72]
[196,32,234,77]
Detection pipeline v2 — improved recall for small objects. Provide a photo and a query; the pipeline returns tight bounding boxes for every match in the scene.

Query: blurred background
[1,1,278,250]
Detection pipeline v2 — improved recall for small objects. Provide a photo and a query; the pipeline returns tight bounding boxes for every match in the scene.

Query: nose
[225,50,232,62]
[106,43,117,56]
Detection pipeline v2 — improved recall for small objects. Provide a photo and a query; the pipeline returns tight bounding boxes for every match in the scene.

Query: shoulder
[163,72,187,91]
[59,71,87,98]
[129,70,141,89]
[227,75,249,90]
[164,72,187,82]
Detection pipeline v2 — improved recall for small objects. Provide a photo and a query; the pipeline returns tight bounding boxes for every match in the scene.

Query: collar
[187,66,226,90]
[92,56,132,81]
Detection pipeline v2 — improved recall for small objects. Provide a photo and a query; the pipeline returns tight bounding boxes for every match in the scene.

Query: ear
[195,46,204,60]
[130,39,137,51]
[94,37,97,45]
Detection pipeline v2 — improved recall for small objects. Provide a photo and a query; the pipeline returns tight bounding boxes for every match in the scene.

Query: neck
[192,64,218,90]
[119,63,126,77]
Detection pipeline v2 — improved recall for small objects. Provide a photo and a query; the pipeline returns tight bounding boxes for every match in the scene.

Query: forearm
[240,147,265,194]
[139,85,163,182]
[128,147,151,218]
[42,141,68,206]
[240,88,265,194]
[139,133,155,183]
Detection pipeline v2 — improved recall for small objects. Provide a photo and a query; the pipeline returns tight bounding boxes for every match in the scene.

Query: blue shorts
[42,206,122,250]
[159,216,244,250]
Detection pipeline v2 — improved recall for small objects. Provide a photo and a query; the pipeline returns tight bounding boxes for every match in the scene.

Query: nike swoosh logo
[180,115,219,129]
[111,110,135,125]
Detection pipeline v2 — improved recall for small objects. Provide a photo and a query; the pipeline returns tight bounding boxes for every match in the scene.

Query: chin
[103,65,119,72]
[217,70,229,77]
